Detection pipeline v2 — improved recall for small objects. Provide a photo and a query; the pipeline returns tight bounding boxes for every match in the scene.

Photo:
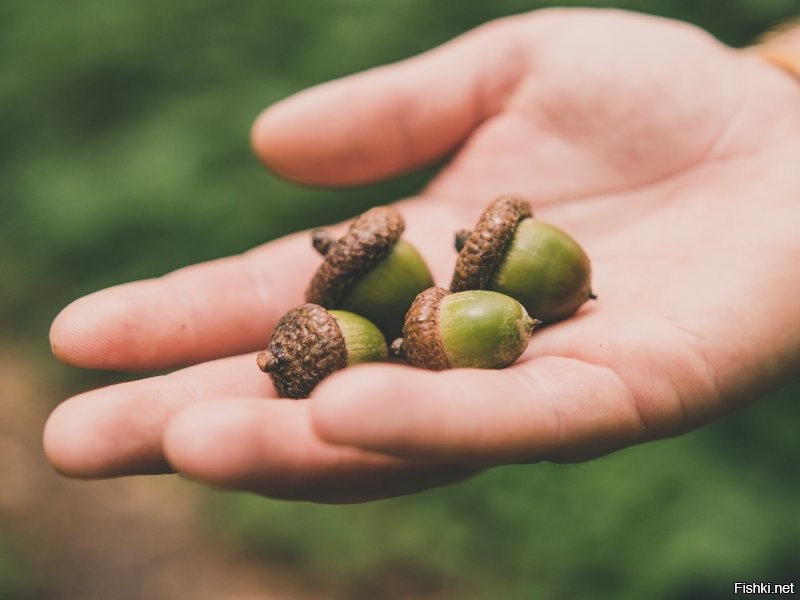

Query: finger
[251,17,528,186]
[49,197,460,372]
[49,232,315,370]
[164,400,475,503]
[43,351,473,501]
[310,359,644,466]
[43,354,272,477]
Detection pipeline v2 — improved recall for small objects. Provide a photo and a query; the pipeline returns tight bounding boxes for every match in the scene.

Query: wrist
[754,18,800,79]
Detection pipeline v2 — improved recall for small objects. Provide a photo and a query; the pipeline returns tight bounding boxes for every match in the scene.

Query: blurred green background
[1,1,798,598]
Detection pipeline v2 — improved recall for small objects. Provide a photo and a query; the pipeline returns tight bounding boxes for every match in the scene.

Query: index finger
[50,231,315,371]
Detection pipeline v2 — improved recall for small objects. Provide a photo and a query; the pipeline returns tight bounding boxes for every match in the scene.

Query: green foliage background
[1,1,798,598]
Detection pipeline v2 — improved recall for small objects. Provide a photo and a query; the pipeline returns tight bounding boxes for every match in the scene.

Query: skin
[44,9,800,503]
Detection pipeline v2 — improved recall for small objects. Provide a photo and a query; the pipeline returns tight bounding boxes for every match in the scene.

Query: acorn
[306,205,434,340]
[391,287,540,370]
[450,196,595,324]
[257,303,387,399]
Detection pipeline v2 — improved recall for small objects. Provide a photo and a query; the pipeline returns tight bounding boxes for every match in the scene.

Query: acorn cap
[257,303,347,399]
[393,287,451,371]
[306,206,405,308]
[450,196,532,292]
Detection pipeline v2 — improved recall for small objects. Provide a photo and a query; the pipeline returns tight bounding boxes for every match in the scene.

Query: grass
[0,534,49,600]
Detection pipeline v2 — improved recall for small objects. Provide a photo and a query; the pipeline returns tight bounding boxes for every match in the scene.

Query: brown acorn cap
[306,206,405,308]
[394,286,451,371]
[450,196,533,292]
[257,303,347,399]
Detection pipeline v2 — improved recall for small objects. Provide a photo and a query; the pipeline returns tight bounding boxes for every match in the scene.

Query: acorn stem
[311,228,334,255]
[454,229,471,252]
[389,338,406,358]
[256,350,277,373]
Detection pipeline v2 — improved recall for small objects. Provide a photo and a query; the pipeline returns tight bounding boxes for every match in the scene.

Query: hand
[44,9,800,502]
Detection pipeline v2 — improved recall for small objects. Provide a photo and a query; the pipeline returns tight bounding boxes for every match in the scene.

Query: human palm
[45,9,800,502]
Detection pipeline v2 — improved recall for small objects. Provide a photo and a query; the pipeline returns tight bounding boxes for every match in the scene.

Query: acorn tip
[528,317,542,336]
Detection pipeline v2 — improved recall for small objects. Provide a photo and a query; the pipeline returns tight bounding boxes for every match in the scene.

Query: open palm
[45,9,800,502]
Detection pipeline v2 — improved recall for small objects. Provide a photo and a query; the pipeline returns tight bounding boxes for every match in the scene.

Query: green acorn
[391,287,540,370]
[451,196,595,324]
[306,205,434,340]
[257,304,387,399]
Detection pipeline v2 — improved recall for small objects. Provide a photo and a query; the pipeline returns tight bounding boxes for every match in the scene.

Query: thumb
[251,17,528,186]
